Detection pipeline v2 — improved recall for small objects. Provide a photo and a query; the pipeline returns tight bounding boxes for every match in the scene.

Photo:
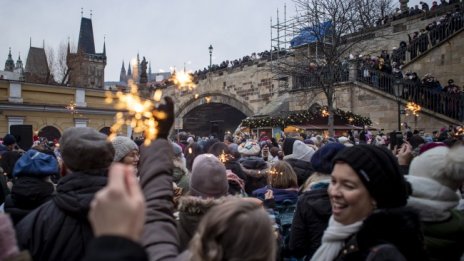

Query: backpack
[273,200,303,261]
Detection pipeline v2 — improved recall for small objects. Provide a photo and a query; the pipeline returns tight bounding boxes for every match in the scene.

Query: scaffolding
[270,4,324,89]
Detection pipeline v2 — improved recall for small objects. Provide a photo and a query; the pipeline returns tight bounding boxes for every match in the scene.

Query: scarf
[406,175,460,222]
[311,216,363,261]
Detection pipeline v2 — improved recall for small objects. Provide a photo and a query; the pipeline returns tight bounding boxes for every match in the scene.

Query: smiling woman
[311,145,427,261]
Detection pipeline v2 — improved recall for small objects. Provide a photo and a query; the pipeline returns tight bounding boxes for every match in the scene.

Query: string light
[241,107,372,128]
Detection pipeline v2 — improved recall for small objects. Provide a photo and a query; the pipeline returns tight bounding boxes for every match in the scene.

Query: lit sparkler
[171,69,196,91]
[405,102,421,116]
[218,150,233,164]
[105,80,167,145]
[269,167,283,176]
[66,100,78,114]
[321,109,330,117]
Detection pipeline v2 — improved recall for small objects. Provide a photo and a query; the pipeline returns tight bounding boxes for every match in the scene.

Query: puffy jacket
[4,176,54,225]
[16,171,107,261]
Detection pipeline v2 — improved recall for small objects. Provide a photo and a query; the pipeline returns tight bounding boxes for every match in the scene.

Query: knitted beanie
[60,127,115,171]
[409,146,464,191]
[333,145,409,209]
[112,136,139,162]
[190,154,228,198]
[311,143,345,174]
[2,134,16,146]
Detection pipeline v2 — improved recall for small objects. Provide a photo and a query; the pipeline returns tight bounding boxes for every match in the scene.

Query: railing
[394,9,464,64]
[357,68,463,121]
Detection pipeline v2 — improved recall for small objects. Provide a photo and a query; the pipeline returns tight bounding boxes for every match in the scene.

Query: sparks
[170,69,196,91]
[405,102,421,116]
[105,80,167,145]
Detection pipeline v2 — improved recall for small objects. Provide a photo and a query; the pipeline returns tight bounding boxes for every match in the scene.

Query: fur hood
[177,195,236,215]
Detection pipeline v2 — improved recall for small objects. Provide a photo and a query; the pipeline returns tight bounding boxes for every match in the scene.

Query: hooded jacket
[283,140,315,186]
[16,170,107,261]
[4,176,54,225]
[289,188,331,260]
[176,196,234,252]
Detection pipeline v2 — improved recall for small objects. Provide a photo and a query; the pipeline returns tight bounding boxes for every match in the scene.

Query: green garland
[241,107,372,129]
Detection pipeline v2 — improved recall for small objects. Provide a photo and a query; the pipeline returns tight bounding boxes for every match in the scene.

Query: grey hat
[60,127,115,171]
[112,136,139,162]
[190,154,228,198]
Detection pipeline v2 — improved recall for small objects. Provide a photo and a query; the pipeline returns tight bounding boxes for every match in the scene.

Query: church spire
[4,47,15,72]
[120,60,126,83]
[103,36,106,55]
[127,61,132,76]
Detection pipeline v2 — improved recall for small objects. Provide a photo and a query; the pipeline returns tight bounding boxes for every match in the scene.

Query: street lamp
[208,44,213,70]
[393,79,404,132]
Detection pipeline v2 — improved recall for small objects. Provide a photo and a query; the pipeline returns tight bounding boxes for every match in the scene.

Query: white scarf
[406,175,461,222]
[311,216,363,261]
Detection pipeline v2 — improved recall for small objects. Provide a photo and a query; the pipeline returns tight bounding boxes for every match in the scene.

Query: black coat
[285,158,315,186]
[82,236,148,261]
[289,188,331,260]
[16,171,107,261]
[4,176,54,225]
[335,208,428,261]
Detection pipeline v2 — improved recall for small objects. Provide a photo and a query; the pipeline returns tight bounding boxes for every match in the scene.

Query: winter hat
[311,143,345,174]
[283,138,296,156]
[111,136,139,162]
[419,142,446,155]
[338,136,353,147]
[284,140,315,162]
[327,137,337,144]
[238,140,261,156]
[13,149,59,177]
[60,127,115,171]
[303,139,314,145]
[408,134,425,149]
[190,154,228,198]
[409,146,464,191]
[333,145,409,209]
[2,134,16,146]
[171,142,183,157]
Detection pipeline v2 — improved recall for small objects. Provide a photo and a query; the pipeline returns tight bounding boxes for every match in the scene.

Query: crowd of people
[375,0,462,26]
[193,50,275,81]
[0,96,463,261]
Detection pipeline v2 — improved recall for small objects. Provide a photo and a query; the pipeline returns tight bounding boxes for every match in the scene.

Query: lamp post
[208,44,213,70]
[393,79,404,132]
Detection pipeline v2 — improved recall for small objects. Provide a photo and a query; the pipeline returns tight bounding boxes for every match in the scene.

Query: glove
[155,96,174,139]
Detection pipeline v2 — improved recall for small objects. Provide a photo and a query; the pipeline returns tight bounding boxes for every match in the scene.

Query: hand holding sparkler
[155,97,174,139]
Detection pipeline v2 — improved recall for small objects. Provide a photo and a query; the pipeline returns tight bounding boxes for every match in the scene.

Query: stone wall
[288,82,458,133]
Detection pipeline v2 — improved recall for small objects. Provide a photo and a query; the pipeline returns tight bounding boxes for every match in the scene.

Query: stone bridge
[161,12,464,137]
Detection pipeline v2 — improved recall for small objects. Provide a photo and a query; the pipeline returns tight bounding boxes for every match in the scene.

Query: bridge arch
[176,92,254,137]
[176,92,254,119]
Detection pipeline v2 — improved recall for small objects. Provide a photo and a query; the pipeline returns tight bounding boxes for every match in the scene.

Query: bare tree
[46,41,76,85]
[273,0,394,136]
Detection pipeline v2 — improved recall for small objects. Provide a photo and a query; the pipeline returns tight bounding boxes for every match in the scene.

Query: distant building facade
[67,17,106,88]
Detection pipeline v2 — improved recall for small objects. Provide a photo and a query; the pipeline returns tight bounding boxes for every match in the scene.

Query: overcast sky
[1,0,423,81]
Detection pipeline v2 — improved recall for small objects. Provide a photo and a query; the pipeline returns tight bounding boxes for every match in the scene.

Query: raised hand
[89,163,146,242]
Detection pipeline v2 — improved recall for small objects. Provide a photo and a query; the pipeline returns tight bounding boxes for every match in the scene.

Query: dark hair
[185,143,203,172]
[190,200,276,261]
[208,142,231,157]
